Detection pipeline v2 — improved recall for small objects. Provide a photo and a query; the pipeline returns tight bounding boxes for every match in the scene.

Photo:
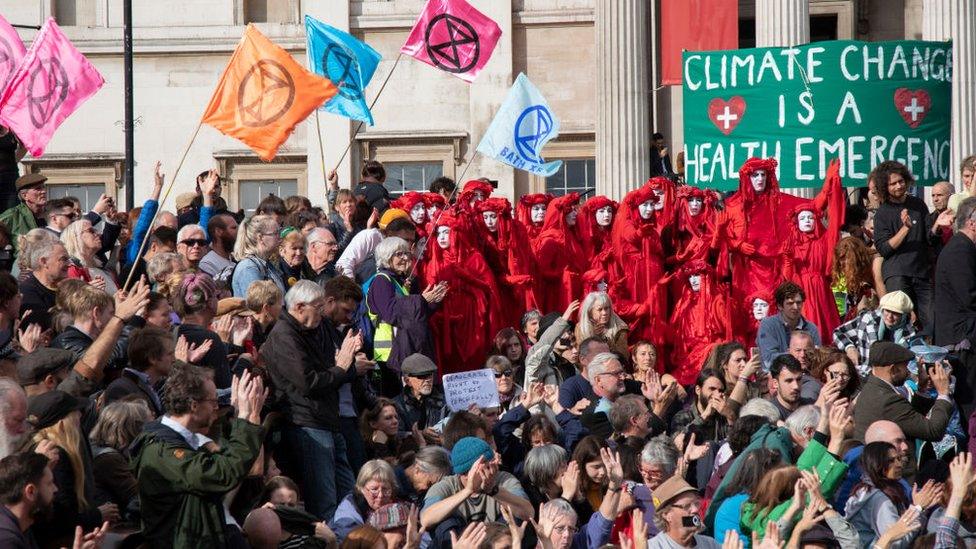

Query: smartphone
[749,347,760,358]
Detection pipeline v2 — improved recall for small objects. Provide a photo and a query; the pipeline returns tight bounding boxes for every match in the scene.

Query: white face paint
[427,205,440,219]
[565,209,578,226]
[638,200,655,220]
[436,226,450,249]
[687,197,704,216]
[530,204,547,224]
[797,210,816,233]
[752,298,770,321]
[409,203,427,225]
[595,206,613,227]
[482,211,499,232]
[470,191,484,206]
[750,170,767,193]
[652,189,666,211]
[689,274,702,292]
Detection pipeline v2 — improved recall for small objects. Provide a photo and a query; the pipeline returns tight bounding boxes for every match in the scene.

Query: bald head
[865,420,909,461]
[932,181,953,211]
[157,211,178,230]
[243,508,283,548]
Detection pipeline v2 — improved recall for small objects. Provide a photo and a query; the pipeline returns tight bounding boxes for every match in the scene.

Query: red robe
[419,211,502,375]
[665,261,731,385]
[458,180,494,212]
[516,193,554,242]
[721,157,833,332]
[533,193,586,314]
[672,187,721,267]
[391,191,428,239]
[476,197,538,322]
[578,196,618,293]
[782,159,845,341]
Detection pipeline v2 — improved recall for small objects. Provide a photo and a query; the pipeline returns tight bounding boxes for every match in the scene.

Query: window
[545,158,596,197]
[47,184,106,212]
[53,0,98,27]
[243,0,299,24]
[383,162,444,197]
[239,179,298,217]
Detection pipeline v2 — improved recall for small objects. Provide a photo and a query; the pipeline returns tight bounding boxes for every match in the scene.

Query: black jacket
[393,387,447,435]
[103,369,164,416]
[50,316,143,375]
[934,232,976,346]
[19,274,55,332]
[261,311,356,431]
[874,196,937,280]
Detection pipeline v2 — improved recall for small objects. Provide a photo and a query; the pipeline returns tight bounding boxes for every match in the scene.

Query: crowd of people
[0,144,975,549]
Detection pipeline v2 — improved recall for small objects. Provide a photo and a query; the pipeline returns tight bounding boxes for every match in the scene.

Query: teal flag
[682,40,951,190]
[305,15,381,125]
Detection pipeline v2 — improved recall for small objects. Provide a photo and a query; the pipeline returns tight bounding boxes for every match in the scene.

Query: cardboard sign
[443,368,500,412]
[683,40,951,190]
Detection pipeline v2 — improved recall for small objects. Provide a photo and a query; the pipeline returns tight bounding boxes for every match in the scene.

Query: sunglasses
[494,370,514,379]
[558,337,574,346]
[408,372,434,380]
[181,238,209,248]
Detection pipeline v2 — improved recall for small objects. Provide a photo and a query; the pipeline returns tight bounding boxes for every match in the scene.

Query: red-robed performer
[419,210,502,375]
[476,197,538,320]
[720,157,834,312]
[423,192,446,220]
[578,196,618,293]
[533,193,587,314]
[647,176,678,254]
[782,159,845,340]
[516,193,554,241]
[391,191,429,240]
[742,289,776,350]
[609,185,666,350]
[663,260,731,385]
[671,186,721,267]
[458,180,493,212]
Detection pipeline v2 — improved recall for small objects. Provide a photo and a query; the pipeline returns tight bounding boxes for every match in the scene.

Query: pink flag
[0,18,104,156]
[0,15,26,93]
[400,0,501,83]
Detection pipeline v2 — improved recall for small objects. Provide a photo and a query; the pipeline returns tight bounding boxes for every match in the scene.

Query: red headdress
[475,197,515,247]
[457,180,494,211]
[645,177,677,233]
[516,193,555,227]
[744,289,777,317]
[577,196,618,259]
[737,157,781,204]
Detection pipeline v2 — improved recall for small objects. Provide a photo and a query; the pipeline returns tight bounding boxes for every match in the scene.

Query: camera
[681,515,702,528]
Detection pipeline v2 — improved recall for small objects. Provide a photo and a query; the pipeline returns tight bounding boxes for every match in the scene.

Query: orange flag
[202,24,337,161]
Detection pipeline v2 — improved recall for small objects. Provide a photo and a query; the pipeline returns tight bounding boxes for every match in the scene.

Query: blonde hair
[577,291,628,343]
[234,215,278,260]
[355,459,397,493]
[60,219,96,266]
[61,284,114,320]
[33,410,88,509]
[246,280,283,313]
[51,279,88,332]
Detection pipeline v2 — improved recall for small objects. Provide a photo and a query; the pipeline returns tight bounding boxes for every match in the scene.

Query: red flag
[661,0,738,85]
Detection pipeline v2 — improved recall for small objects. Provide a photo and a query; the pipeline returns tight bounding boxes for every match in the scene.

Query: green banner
[682,40,951,191]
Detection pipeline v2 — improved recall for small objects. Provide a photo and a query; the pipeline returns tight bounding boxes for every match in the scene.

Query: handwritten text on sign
[682,40,951,190]
[443,368,500,413]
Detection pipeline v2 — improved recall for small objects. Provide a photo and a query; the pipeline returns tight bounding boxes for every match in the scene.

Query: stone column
[595,0,650,199]
[756,0,811,196]
[924,0,976,188]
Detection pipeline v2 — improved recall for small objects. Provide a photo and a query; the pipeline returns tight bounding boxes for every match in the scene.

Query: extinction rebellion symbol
[514,105,554,164]
[424,14,480,74]
[323,44,362,101]
[27,58,70,129]
[237,59,296,128]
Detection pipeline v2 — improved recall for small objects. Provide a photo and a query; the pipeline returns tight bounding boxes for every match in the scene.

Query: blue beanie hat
[451,437,494,474]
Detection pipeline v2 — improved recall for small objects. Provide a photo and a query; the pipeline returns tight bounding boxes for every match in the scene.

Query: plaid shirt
[832,309,916,375]
[936,515,960,548]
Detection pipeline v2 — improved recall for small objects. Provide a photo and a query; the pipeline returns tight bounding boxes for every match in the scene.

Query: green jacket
[130,417,264,549]
[0,202,38,243]
[739,438,849,541]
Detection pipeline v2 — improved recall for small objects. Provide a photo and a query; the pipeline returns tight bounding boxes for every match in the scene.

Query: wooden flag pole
[331,52,404,173]
[122,121,204,291]
[313,109,332,211]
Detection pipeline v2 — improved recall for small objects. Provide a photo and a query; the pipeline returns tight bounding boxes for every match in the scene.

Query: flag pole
[313,109,332,211]
[331,52,404,172]
[122,121,204,291]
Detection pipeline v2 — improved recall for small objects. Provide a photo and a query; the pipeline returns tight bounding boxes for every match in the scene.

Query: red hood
[516,193,554,227]
[737,157,781,204]
[540,193,580,234]
[745,289,777,317]
[578,196,618,254]
[391,191,426,215]
[427,210,475,263]
[675,185,718,236]
[422,192,447,209]
[458,180,494,212]
[476,197,515,243]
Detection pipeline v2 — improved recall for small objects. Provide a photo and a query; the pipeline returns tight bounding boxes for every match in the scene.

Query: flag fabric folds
[305,16,381,125]
[202,24,337,161]
[0,15,26,92]
[400,0,501,83]
[660,0,738,85]
[477,73,562,177]
[0,18,103,157]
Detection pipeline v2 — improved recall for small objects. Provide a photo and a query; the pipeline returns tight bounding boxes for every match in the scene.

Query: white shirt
[335,228,382,278]
[160,415,214,451]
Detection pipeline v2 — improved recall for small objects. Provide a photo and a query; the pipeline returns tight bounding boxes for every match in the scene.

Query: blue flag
[477,73,562,176]
[305,15,381,125]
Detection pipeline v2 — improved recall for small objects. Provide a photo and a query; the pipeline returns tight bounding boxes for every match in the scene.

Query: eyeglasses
[553,525,578,535]
[54,212,78,220]
[393,251,412,258]
[494,370,514,379]
[597,370,624,378]
[363,485,393,497]
[181,239,209,248]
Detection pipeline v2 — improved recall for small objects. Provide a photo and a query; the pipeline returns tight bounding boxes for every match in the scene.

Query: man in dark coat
[934,196,976,415]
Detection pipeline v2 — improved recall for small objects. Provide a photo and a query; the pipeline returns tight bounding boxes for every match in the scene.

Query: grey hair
[586,352,620,378]
[785,405,821,439]
[609,394,647,433]
[524,444,568,487]
[740,398,781,424]
[540,498,577,525]
[17,228,57,271]
[375,236,410,270]
[355,459,397,493]
[956,197,976,231]
[577,291,628,343]
[28,241,64,272]
[146,252,182,283]
[177,224,206,243]
[89,400,152,450]
[485,355,511,372]
[413,446,451,478]
[284,280,326,310]
[640,435,679,473]
[306,227,335,246]
[0,377,25,418]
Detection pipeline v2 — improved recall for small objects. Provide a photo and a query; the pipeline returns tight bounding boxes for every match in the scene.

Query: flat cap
[27,390,84,430]
[401,353,437,377]
[17,348,76,386]
[16,173,47,190]
[868,341,915,367]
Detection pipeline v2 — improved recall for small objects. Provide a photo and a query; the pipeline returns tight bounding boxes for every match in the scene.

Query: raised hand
[560,460,580,500]
[234,370,267,425]
[17,323,43,354]
[601,448,624,487]
[153,161,165,192]
[500,504,527,549]
[174,335,190,363]
[72,521,109,549]
[404,504,424,549]
[449,522,487,549]
[562,299,580,321]
[930,361,952,396]
[911,479,943,509]
[115,278,151,321]
[188,338,213,364]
